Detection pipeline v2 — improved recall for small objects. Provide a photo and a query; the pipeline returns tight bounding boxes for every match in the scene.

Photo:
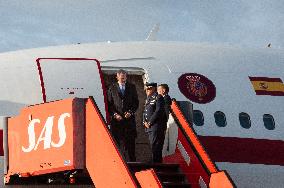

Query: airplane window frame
[214,111,227,127]
[193,110,204,126]
[263,114,275,130]
[239,112,251,129]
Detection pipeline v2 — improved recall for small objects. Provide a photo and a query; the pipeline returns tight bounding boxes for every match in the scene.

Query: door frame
[36,58,109,121]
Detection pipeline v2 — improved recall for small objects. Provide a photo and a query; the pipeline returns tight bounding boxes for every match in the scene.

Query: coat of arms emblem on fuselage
[186,75,208,101]
[178,73,216,104]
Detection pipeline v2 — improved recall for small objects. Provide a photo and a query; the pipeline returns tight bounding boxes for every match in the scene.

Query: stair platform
[127,162,191,188]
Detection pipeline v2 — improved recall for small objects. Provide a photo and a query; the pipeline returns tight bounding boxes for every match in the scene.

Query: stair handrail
[86,97,140,187]
[171,99,236,187]
[171,99,218,174]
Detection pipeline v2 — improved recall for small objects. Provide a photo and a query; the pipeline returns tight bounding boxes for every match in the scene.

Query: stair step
[127,162,180,173]
[163,181,191,188]
[156,172,185,182]
[128,162,191,187]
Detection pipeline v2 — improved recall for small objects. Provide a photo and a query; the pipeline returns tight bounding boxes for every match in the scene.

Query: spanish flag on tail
[249,77,284,96]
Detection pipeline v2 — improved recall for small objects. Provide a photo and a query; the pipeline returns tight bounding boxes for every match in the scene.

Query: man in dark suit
[107,69,139,161]
[143,82,167,163]
[158,84,172,122]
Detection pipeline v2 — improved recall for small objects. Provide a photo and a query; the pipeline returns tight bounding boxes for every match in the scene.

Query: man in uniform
[158,84,172,122]
[143,82,167,163]
[107,69,139,162]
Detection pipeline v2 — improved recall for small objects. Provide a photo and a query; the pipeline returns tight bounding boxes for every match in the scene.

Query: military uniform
[143,91,167,163]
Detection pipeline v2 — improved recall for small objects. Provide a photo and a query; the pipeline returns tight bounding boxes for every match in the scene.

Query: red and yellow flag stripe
[249,77,284,96]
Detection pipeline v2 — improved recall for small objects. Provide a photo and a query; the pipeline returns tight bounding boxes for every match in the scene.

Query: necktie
[121,85,125,95]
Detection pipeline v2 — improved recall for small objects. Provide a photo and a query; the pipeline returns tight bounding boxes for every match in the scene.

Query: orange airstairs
[4,97,235,187]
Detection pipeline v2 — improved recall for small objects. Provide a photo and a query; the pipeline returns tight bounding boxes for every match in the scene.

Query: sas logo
[22,113,70,153]
[178,73,216,104]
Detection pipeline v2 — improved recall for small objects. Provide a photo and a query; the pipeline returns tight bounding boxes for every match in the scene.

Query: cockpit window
[239,112,251,129]
[193,110,204,126]
[214,111,227,127]
[263,114,275,130]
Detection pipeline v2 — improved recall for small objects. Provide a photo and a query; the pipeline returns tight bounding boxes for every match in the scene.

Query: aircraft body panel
[216,162,284,188]
[0,41,283,136]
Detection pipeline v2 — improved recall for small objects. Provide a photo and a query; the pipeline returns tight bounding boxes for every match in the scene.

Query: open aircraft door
[36,58,107,119]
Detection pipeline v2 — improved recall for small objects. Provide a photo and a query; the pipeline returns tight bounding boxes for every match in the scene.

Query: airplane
[0,41,283,187]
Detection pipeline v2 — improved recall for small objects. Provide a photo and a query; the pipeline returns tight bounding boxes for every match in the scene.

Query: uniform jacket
[143,92,166,132]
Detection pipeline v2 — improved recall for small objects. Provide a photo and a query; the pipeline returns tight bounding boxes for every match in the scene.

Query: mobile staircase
[4,97,235,187]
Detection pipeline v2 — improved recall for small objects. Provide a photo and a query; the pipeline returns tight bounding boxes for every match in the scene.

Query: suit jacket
[143,92,166,132]
[163,94,172,122]
[107,82,139,136]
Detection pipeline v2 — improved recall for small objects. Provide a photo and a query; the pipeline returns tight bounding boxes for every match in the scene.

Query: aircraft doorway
[101,67,151,162]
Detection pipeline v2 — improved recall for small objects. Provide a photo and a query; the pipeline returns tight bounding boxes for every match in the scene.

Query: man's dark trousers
[111,119,136,162]
[147,124,166,163]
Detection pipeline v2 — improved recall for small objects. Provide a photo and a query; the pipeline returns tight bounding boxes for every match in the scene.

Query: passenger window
[214,111,227,127]
[239,112,251,129]
[263,114,275,130]
[193,110,204,126]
